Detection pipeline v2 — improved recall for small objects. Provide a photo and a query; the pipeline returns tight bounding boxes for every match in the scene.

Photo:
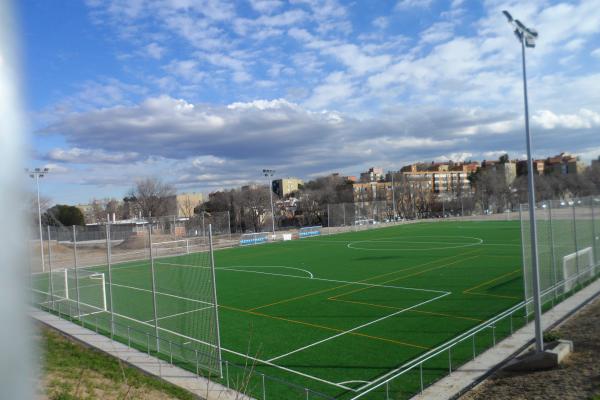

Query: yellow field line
[330,253,481,300]
[328,297,484,322]
[248,251,476,312]
[220,304,429,350]
[462,268,521,300]
[463,269,520,294]
[463,292,521,300]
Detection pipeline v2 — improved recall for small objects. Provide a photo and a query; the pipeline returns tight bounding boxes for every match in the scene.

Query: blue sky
[19,0,600,204]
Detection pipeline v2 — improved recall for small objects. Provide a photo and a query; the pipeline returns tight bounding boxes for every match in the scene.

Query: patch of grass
[40,325,195,400]
[543,330,561,343]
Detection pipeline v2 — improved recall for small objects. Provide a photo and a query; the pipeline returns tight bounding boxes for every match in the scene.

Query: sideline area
[412,277,600,400]
[31,308,247,400]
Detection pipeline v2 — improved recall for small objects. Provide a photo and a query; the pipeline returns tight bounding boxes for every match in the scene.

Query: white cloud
[373,16,389,30]
[144,42,166,59]
[532,109,600,129]
[420,22,455,44]
[395,0,432,10]
[47,148,140,163]
[591,48,600,58]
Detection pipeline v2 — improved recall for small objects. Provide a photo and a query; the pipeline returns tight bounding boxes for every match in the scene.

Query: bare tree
[238,186,270,232]
[128,178,176,218]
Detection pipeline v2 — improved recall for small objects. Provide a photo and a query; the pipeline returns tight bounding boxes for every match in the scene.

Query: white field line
[145,306,214,323]
[155,261,449,295]
[32,288,106,313]
[338,380,369,385]
[109,282,215,308]
[266,291,450,363]
[156,261,315,279]
[221,346,356,392]
[35,286,352,392]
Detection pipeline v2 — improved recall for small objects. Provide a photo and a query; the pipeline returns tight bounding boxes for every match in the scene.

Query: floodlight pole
[504,10,544,353]
[263,169,276,235]
[27,168,49,272]
[391,172,397,220]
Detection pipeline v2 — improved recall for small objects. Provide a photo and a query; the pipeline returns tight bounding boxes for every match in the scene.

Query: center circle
[346,235,483,251]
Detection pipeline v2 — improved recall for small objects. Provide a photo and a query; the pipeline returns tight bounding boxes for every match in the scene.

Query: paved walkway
[412,278,600,400]
[32,309,249,400]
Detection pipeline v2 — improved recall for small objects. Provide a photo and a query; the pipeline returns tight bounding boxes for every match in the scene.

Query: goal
[152,237,205,258]
[561,247,595,293]
[240,232,269,245]
[299,226,322,238]
[51,268,107,316]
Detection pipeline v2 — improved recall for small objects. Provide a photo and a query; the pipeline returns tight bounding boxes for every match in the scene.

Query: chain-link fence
[521,196,600,315]
[31,220,223,375]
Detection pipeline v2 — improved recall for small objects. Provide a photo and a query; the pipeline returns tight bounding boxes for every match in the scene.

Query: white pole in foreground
[504,10,544,353]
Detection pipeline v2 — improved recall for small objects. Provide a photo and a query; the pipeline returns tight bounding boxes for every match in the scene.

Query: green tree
[44,204,85,226]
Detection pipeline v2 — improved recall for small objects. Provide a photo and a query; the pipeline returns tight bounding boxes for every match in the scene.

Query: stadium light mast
[503,10,544,353]
[27,167,49,272]
[263,169,276,235]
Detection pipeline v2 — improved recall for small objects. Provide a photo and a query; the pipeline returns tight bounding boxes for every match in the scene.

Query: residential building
[352,181,393,204]
[360,167,384,182]
[544,152,585,175]
[592,156,600,169]
[272,177,304,198]
[167,192,204,218]
[481,160,517,184]
[516,159,545,176]
[400,171,470,194]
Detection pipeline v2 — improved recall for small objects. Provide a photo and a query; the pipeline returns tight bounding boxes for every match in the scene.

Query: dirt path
[461,295,600,400]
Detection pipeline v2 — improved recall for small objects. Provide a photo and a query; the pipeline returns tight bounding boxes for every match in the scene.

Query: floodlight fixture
[503,10,544,354]
[27,167,51,272]
[262,169,276,235]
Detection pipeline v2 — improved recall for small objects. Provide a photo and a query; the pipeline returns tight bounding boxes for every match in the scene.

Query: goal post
[561,247,595,293]
[299,226,322,238]
[240,232,269,245]
[49,268,108,316]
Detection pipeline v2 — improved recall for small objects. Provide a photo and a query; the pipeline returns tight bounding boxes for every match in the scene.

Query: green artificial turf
[34,220,529,399]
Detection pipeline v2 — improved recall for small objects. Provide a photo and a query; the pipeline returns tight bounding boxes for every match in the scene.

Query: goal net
[240,232,269,245]
[152,237,206,258]
[561,247,595,293]
[49,268,107,317]
[299,226,322,238]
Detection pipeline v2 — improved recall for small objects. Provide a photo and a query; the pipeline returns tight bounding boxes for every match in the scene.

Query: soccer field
[34,220,525,399]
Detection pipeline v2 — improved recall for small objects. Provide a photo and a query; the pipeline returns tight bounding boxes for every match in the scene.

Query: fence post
[591,198,598,267]
[225,360,230,388]
[385,381,390,400]
[195,349,199,375]
[148,224,161,353]
[572,202,580,286]
[106,223,115,338]
[208,224,224,378]
[127,327,131,348]
[547,203,558,301]
[472,334,476,359]
[146,332,150,355]
[492,325,496,346]
[73,226,81,321]
[262,373,266,400]
[448,348,452,374]
[47,226,55,310]
[169,341,173,364]
[420,362,424,394]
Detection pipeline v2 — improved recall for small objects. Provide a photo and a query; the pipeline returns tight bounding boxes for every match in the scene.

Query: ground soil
[461,295,600,400]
